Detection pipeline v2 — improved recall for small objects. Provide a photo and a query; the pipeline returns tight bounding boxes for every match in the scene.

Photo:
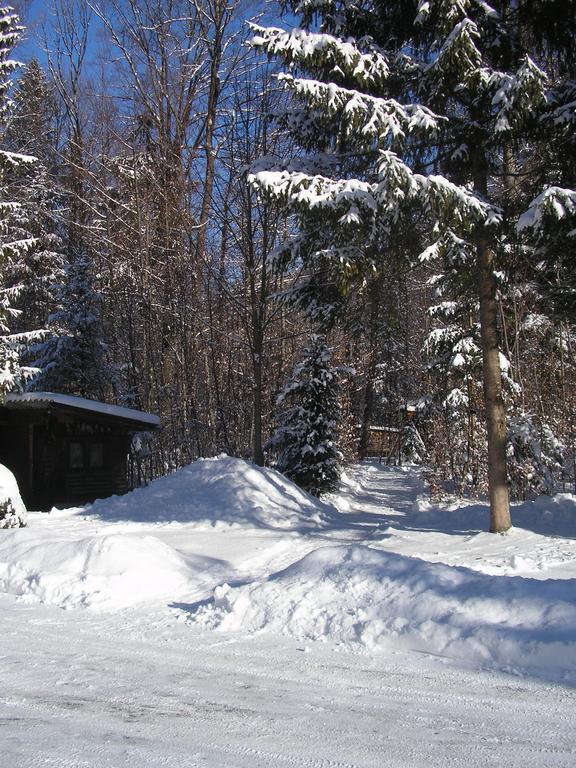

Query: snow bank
[412,491,576,537]
[89,455,331,530]
[192,545,576,682]
[0,532,193,610]
[0,464,27,529]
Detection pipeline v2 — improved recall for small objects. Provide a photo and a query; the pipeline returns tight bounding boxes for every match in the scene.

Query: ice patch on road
[191,545,576,682]
[0,532,194,610]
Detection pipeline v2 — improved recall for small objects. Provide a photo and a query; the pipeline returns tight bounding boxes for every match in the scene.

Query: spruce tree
[0,7,43,399]
[16,65,109,399]
[250,0,576,531]
[4,58,64,336]
[267,335,343,496]
[30,251,109,399]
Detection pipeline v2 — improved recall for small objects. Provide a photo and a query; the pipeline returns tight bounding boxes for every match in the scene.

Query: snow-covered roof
[5,392,160,428]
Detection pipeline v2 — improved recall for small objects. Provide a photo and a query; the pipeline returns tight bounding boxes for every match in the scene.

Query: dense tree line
[1,1,574,524]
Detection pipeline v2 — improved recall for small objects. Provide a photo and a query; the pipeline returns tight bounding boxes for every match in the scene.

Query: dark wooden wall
[0,407,135,510]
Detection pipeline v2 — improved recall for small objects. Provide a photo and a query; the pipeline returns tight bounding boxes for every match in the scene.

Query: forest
[1,0,575,533]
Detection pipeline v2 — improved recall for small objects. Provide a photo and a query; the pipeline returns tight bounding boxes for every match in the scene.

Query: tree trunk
[477,236,512,532]
[252,339,264,466]
[249,219,266,467]
[358,350,377,461]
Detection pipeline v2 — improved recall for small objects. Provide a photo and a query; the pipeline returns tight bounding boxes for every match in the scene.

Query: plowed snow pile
[2,456,576,682]
[0,456,329,611]
[191,545,576,682]
[89,455,330,529]
[0,533,193,610]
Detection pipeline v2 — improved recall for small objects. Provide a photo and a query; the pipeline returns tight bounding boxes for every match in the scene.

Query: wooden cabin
[0,392,160,510]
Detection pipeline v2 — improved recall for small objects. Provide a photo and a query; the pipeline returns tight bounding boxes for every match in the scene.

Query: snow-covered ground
[1,457,576,767]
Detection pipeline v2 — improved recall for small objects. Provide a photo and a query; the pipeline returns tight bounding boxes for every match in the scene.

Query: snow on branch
[427,17,482,79]
[0,149,36,167]
[376,151,501,227]
[249,24,390,88]
[417,0,498,31]
[491,56,547,133]
[0,237,39,256]
[251,151,500,236]
[418,230,473,267]
[547,81,576,126]
[278,74,444,146]
[517,187,576,233]
[0,200,20,214]
[472,0,500,18]
[249,168,378,216]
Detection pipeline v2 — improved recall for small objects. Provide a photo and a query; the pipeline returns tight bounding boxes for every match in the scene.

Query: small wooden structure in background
[0,392,160,510]
[363,401,422,463]
[364,425,401,460]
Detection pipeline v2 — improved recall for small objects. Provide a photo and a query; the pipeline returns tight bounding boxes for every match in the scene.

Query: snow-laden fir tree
[425,286,486,494]
[249,0,576,532]
[0,7,43,399]
[424,259,519,496]
[21,68,108,399]
[267,335,344,496]
[3,58,64,336]
[30,250,109,399]
[507,412,567,498]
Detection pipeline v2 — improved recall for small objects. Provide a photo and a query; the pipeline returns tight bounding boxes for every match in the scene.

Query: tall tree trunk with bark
[477,235,511,532]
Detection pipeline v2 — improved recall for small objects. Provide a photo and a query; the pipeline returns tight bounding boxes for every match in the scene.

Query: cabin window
[69,441,84,469]
[89,442,105,469]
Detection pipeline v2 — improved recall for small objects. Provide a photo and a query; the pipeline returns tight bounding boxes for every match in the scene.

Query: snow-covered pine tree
[507,412,567,499]
[513,1,576,325]
[425,289,486,494]
[267,335,344,496]
[504,299,576,498]
[4,58,65,335]
[424,256,520,495]
[30,250,109,399]
[250,0,575,531]
[0,7,43,399]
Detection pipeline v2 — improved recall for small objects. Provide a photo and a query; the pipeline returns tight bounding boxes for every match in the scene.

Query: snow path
[331,463,576,579]
[1,597,575,768]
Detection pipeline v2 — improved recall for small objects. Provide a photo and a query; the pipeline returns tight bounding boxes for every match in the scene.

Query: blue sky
[16,0,104,66]
[16,1,292,66]
[16,0,54,64]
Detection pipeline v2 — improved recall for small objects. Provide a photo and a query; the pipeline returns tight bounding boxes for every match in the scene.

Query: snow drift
[2,455,575,683]
[0,532,193,610]
[412,491,576,538]
[88,455,331,529]
[192,545,576,682]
